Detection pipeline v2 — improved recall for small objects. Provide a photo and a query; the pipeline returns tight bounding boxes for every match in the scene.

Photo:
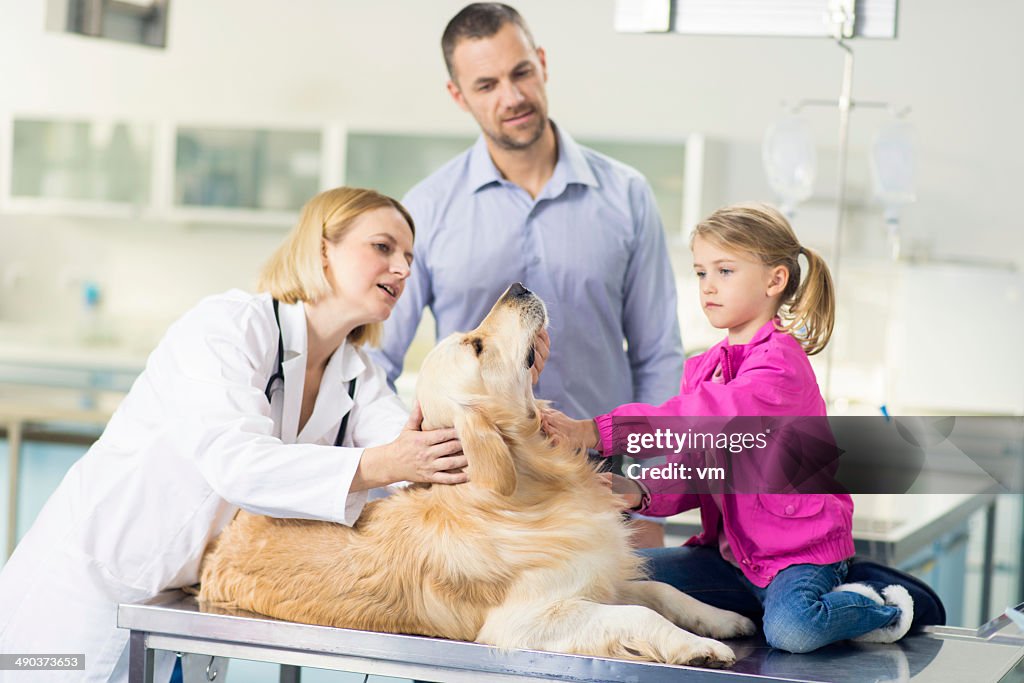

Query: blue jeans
[640,545,901,653]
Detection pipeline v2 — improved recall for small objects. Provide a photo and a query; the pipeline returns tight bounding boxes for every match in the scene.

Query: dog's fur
[198,285,755,667]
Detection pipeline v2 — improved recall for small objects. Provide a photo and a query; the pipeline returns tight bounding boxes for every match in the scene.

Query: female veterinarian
[0,187,491,682]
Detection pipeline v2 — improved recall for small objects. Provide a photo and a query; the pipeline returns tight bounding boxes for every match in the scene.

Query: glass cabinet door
[10,118,152,205]
[344,132,474,200]
[174,127,322,212]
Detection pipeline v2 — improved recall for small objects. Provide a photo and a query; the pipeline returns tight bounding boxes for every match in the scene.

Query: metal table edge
[117,598,804,683]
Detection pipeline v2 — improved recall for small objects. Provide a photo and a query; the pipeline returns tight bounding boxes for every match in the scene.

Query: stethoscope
[263,299,356,447]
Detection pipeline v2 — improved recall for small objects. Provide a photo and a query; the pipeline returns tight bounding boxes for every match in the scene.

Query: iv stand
[807,37,854,406]
[790,35,904,405]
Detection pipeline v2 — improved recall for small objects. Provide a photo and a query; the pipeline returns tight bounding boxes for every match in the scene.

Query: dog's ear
[456,408,516,497]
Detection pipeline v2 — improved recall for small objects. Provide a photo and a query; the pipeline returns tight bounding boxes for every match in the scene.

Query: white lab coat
[0,290,408,682]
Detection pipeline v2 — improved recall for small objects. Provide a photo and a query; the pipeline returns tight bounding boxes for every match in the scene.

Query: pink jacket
[595,319,854,587]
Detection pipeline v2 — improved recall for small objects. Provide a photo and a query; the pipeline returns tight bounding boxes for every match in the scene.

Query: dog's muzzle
[500,282,547,327]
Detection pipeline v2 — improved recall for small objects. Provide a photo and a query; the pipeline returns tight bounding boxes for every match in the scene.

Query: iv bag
[762,116,817,216]
[871,120,916,209]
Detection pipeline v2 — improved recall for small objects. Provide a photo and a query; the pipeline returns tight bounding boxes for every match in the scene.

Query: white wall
[0,0,1022,405]
[3,0,1022,250]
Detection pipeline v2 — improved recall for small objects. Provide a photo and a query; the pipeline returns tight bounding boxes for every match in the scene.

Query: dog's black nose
[509,282,530,298]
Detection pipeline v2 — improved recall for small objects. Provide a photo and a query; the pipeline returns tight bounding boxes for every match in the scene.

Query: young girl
[545,203,915,653]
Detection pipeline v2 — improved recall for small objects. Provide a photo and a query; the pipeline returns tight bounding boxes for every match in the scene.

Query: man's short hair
[441,3,536,80]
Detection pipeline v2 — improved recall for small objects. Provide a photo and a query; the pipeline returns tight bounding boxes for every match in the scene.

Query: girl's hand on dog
[610,473,644,510]
[595,472,643,510]
[541,407,600,452]
[354,403,468,490]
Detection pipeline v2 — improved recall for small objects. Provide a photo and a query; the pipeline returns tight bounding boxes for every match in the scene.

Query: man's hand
[530,329,550,384]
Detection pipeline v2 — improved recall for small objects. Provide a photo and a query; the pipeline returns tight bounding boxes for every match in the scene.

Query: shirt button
[785,504,795,515]
[751,564,760,571]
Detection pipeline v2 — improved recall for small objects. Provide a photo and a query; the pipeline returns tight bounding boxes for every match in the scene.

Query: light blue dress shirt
[372,124,684,419]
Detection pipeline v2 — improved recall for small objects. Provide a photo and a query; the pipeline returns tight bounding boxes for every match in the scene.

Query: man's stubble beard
[485,114,548,152]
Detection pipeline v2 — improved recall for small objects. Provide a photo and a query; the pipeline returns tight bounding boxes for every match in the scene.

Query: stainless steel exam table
[119,592,1024,683]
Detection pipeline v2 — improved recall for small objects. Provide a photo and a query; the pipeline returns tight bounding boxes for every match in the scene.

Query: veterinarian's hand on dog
[355,403,468,489]
[541,407,600,452]
[530,329,550,384]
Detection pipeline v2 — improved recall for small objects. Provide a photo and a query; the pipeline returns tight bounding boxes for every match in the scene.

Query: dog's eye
[468,337,484,356]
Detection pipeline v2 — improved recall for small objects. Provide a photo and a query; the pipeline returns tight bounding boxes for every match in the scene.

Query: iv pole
[790,1,896,404]
[825,36,854,405]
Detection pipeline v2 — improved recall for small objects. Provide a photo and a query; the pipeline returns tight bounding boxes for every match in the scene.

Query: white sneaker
[831,582,914,644]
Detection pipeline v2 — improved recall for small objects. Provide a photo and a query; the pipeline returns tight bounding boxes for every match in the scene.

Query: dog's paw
[670,637,736,669]
[703,611,757,640]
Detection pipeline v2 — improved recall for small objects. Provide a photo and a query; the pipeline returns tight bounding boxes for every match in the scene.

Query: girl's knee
[762,606,831,653]
[763,619,828,654]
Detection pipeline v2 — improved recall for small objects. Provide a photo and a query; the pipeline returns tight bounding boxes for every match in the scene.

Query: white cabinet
[4,117,153,216]
[887,264,1024,414]
[344,131,474,202]
[1,115,344,226]
[171,126,327,224]
[826,261,1024,416]
[3,118,708,234]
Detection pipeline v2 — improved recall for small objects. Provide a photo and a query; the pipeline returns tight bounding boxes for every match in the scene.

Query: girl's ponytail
[780,245,834,356]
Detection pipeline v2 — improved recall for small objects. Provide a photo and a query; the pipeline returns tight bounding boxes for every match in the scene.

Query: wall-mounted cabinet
[1,115,344,226]
[2,116,711,235]
[5,117,153,216]
[172,126,325,223]
[344,132,474,203]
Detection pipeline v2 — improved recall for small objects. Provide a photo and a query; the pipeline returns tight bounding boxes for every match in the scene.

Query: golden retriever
[198,283,755,667]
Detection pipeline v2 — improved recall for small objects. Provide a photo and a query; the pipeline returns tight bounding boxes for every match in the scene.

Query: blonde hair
[258,187,415,347]
[692,203,834,355]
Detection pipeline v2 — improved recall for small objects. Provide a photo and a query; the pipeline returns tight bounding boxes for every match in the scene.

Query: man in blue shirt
[373,3,684,545]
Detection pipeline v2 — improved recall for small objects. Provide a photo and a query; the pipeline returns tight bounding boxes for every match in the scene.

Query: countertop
[0,322,153,372]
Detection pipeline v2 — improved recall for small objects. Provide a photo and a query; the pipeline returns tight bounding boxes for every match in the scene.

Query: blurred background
[0,1,1022,679]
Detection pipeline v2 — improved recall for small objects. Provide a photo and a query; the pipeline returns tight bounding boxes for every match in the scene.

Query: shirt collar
[552,123,599,189]
[467,135,504,192]
[714,318,781,352]
[466,120,599,194]
[747,317,782,346]
[325,336,366,383]
[278,298,308,358]
[279,298,365,381]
